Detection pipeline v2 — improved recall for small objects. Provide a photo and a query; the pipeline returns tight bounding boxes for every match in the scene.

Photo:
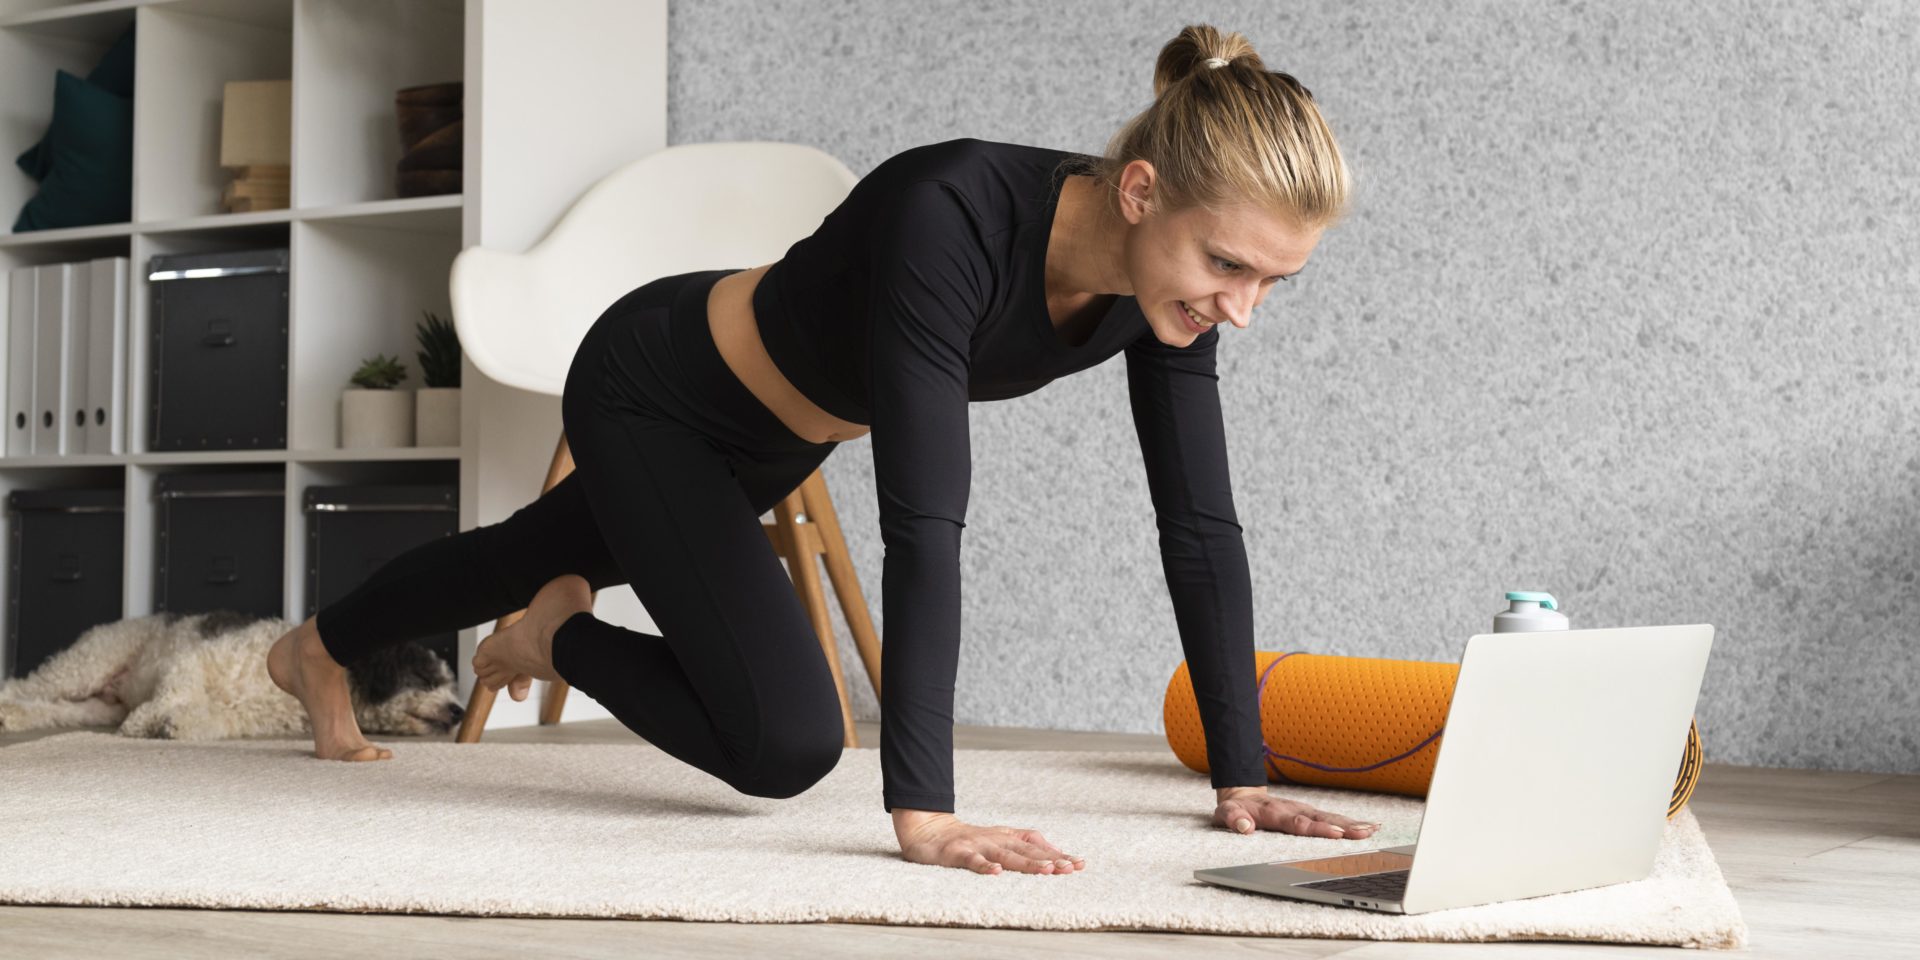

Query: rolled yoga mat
[1164,650,1703,820]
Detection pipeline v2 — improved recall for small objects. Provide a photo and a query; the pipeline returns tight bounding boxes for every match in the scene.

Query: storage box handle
[201,319,236,347]
[205,556,239,585]
[51,553,82,583]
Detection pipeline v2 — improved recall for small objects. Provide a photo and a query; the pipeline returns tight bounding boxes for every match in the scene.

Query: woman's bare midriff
[708,264,872,444]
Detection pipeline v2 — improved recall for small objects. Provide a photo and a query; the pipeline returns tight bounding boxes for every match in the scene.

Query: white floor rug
[0,732,1745,948]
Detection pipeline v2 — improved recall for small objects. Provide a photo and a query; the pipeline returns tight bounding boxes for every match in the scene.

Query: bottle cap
[1505,590,1558,610]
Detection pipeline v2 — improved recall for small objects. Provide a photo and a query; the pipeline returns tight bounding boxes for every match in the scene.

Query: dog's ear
[194,609,262,638]
[346,642,451,703]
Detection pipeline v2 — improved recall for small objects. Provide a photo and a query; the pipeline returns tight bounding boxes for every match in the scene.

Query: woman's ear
[1117,159,1157,224]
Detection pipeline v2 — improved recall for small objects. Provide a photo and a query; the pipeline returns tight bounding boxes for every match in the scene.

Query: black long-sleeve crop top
[752,137,1269,813]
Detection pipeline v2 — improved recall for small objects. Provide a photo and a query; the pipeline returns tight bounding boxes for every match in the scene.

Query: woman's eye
[1213,257,1238,272]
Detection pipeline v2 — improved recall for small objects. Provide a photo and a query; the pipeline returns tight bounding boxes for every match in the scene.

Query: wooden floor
[2,718,1914,959]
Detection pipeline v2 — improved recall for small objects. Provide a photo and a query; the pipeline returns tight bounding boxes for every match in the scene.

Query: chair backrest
[448,141,858,396]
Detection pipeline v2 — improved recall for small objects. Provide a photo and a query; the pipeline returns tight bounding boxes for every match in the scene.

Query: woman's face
[1119,168,1323,347]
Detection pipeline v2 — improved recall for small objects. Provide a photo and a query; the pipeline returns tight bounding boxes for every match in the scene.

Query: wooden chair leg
[456,430,583,742]
[774,490,859,748]
[798,470,882,702]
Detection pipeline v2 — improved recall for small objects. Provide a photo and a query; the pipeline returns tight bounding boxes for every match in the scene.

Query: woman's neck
[1047,175,1133,301]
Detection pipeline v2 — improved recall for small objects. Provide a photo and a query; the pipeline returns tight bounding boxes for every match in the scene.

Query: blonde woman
[268,23,1377,875]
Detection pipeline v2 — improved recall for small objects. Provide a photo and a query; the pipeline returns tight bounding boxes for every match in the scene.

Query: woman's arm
[866,179,985,817]
[866,180,1094,874]
[1122,325,1269,791]
[1125,328,1378,841]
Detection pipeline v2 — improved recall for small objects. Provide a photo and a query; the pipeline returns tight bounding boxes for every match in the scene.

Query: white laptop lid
[1401,624,1714,914]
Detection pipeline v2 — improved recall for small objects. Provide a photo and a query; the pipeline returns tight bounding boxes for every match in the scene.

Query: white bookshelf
[0,0,669,728]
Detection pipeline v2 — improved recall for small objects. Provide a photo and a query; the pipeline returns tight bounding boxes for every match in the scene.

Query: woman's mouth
[1178,300,1214,334]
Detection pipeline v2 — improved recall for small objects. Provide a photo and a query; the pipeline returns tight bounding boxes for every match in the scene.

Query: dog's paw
[0,701,31,732]
[119,707,175,739]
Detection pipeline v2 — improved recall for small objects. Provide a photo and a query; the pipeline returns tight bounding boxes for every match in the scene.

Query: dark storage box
[148,248,289,450]
[6,488,125,678]
[305,484,459,675]
[155,470,284,619]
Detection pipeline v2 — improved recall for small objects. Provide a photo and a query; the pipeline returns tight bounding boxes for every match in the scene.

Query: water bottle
[1494,590,1570,632]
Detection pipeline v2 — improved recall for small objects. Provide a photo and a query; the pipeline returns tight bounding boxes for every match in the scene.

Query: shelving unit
[0,0,669,729]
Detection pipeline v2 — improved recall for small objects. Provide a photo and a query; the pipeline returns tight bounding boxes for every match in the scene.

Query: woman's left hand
[1214,786,1379,839]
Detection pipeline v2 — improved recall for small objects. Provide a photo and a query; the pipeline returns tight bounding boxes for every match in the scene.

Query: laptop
[1194,624,1714,914]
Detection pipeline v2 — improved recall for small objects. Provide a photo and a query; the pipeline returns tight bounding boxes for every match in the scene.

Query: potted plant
[340,353,412,448]
[413,309,461,447]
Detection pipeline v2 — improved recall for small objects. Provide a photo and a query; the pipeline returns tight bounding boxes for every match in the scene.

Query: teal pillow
[11,70,133,232]
[16,22,135,182]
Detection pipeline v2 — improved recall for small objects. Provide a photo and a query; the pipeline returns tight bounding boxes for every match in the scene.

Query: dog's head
[346,642,465,737]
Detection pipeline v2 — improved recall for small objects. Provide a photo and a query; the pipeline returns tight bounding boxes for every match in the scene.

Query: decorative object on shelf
[147,249,289,451]
[11,21,136,232]
[219,79,291,213]
[341,353,413,448]
[412,309,461,447]
[395,81,462,197]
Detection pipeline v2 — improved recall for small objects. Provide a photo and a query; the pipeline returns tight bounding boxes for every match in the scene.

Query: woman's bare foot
[266,618,393,762]
[473,574,590,702]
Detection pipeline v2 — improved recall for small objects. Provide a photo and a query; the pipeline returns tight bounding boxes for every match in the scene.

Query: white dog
[0,610,464,740]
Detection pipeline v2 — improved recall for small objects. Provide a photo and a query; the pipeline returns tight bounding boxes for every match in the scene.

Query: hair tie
[1202,56,1229,69]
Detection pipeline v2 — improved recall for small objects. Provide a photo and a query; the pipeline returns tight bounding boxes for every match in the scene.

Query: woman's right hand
[893,809,1085,875]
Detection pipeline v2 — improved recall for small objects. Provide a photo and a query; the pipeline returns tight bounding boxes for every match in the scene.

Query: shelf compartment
[293,0,462,209]
[124,229,291,455]
[132,0,292,222]
[0,7,134,241]
[287,217,457,452]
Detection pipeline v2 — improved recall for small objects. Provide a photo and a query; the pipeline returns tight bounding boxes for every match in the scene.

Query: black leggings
[314,269,847,800]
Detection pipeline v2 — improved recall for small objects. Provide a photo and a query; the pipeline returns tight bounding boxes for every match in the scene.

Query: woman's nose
[1216,290,1253,327]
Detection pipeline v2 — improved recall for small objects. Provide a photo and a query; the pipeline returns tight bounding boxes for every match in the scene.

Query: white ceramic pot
[340,388,414,448]
[414,386,461,447]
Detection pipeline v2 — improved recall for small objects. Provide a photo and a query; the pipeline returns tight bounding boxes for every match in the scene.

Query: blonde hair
[1063,24,1352,231]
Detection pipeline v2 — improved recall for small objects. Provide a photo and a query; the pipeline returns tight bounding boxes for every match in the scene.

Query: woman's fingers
[1015,829,1085,867]
[1287,812,1348,838]
[1316,811,1379,835]
[1219,798,1379,839]
[965,852,1001,875]
[989,847,1054,874]
[508,674,533,702]
[901,820,1085,876]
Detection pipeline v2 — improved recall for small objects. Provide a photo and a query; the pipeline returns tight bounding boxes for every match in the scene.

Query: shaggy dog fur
[0,611,463,740]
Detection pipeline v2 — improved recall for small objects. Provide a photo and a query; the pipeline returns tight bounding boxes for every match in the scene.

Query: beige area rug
[0,732,1745,948]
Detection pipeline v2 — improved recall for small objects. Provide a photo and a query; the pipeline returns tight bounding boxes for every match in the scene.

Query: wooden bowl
[395,81,462,151]
[398,120,461,171]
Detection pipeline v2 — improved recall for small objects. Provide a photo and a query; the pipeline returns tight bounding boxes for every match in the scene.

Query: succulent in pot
[340,352,413,448]
[413,310,461,447]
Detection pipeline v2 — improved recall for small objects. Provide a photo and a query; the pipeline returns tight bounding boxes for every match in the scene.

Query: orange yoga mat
[1164,651,1703,820]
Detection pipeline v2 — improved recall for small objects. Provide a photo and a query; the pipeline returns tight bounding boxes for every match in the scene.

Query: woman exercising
[266,23,1378,876]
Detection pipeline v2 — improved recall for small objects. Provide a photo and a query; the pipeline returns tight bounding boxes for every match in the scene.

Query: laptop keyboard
[1296,869,1410,900]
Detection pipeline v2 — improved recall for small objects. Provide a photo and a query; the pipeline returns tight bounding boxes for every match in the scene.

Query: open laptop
[1194,624,1714,914]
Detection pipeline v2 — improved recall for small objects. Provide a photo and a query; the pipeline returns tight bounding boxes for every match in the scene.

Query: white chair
[445,142,881,746]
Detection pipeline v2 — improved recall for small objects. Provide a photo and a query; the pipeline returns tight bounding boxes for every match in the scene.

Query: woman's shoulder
[870,138,1086,193]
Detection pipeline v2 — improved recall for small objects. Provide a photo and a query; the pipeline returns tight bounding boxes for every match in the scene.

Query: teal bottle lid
[1506,590,1558,610]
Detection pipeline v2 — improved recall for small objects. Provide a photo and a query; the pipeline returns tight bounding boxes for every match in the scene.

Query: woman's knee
[727,698,846,800]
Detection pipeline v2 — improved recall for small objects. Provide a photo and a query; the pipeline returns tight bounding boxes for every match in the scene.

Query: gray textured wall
[665,1,1919,774]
